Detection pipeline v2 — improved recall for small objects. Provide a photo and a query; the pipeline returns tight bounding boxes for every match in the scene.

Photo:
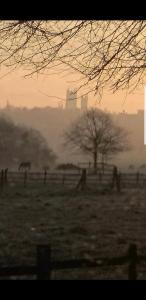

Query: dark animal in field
[56,163,80,171]
[18,162,31,171]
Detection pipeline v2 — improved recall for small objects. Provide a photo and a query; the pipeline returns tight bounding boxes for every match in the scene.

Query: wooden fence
[0,243,144,280]
[1,168,146,191]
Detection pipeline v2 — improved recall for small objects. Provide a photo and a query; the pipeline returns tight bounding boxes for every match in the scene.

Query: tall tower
[81,94,88,111]
[66,88,77,110]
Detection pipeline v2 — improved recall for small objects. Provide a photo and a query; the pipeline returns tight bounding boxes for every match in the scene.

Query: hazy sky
[0,67,144,113]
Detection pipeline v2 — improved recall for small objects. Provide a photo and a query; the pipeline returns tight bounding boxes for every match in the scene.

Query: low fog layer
[0,105,144,171]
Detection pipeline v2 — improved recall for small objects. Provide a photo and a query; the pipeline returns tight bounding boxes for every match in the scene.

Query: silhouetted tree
[64,109,129,173]
[0,116,56,169]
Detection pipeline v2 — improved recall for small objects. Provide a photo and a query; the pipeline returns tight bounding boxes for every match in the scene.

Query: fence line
[1,169,146,190]
[0,243,145,280]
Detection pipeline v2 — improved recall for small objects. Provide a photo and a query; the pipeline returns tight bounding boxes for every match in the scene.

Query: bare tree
[0,20,145,94]
[64,108,129,172]
[99,124,130,165]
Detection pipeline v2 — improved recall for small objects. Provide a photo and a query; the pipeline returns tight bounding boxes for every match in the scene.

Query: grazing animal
[18,162,31,171]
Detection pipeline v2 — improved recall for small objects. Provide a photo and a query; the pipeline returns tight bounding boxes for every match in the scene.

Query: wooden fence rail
[0,244,145,280]
[1,169,146,191]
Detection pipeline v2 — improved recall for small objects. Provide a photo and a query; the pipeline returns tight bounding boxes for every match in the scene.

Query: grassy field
[0,183,146,279]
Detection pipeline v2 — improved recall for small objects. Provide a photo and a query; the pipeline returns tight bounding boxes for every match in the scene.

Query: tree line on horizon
[0,108,130,172]
[0,116,56,170]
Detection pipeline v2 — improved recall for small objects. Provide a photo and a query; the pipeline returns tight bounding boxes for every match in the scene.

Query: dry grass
[0,183,146,279]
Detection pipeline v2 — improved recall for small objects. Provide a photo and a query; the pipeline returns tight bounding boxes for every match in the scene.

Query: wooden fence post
[0,169,4,192]
[111,166,121,192]
[128,243,138,280]
[44,170,47,185]
[4,168,8,186]
[76,168,87,190]
[36,245,51,280]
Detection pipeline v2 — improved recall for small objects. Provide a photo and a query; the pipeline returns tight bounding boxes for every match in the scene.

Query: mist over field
[0,104,144,171]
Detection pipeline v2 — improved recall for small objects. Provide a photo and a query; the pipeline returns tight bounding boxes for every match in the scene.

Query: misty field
[0,184,146,279]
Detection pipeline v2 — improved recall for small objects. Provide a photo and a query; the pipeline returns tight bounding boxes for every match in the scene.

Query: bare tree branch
[0,21,145,94]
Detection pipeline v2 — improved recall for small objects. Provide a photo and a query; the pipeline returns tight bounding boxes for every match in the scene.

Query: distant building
[66,88,77,110]
[81,94,88,111]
